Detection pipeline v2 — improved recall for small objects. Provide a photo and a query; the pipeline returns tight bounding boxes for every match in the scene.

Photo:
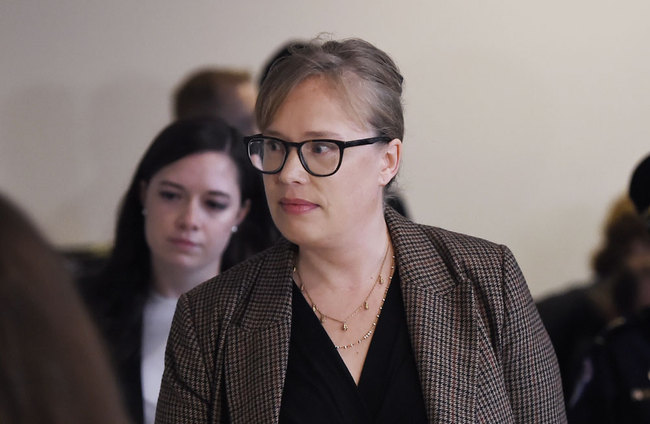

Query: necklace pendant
[364,301,369,310]
[343,322,348,331]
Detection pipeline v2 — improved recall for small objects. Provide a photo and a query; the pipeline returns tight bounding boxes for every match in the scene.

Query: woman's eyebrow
[207,190,231,199]
[264,129,345,140]
[303,130,344,139]
[160,180,232,199]
[263,129,286,138]
[158,180,185,191]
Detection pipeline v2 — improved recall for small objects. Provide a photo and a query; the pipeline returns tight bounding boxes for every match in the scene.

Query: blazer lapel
[387,209,479,423]
[223,240,295,424]
[222,210,481,423]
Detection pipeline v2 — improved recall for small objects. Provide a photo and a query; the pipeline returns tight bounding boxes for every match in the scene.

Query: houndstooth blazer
[156,208,567,423]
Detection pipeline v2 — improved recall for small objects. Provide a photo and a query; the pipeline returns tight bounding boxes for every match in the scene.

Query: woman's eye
[205,200,228,211]
[159,190,180,201]
[267,141,283,152]
[309,142,334,155]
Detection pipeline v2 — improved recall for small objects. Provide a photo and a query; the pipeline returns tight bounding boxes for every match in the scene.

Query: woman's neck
[150,261,220,299]
[296,211,390,292]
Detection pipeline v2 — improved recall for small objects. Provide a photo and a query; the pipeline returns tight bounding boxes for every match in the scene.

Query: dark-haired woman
[157,39,565,423]
[83,118,277,424]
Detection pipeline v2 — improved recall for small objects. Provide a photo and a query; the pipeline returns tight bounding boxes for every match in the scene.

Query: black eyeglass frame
[243,134,392,177]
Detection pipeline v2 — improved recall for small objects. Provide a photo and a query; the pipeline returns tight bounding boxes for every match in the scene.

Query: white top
[141,291,178,424]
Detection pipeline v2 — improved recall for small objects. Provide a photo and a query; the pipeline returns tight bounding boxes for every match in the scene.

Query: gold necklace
[294,239,390,332]
[335,255,395,350]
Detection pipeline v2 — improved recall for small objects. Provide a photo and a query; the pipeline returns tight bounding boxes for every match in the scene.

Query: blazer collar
[386,208,479,422]
[231,206,465,331]
[223,238,295,424]
[386,206,466,295]
[225,208,478,423]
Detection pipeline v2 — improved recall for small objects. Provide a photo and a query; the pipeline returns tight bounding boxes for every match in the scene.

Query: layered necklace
[294,239,396,350]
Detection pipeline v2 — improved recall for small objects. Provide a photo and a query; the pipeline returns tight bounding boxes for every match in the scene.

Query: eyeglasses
[243,134,391,177]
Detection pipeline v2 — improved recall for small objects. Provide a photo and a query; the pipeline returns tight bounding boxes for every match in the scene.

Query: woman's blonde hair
[256,37,404,141]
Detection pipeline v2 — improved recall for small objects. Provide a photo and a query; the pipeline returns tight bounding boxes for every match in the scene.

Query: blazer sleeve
[155,294,213,424]
[499,245,567,423]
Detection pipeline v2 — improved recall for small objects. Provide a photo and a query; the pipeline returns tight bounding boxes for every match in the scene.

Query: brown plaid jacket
[156,208,566,423]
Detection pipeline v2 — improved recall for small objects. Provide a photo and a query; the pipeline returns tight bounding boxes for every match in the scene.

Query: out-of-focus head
[0,193,129,423]
[624,153,650,311]
[629,153,650,222]
[257,37,404,144]
[140,150,249,280]
[135,118,251,205]
[174,69,257,135]
[114,118,257,279]
[591,194,650,313]
[592,195,649,278]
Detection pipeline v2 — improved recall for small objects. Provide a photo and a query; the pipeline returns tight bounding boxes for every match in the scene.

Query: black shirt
[279,270,428,423]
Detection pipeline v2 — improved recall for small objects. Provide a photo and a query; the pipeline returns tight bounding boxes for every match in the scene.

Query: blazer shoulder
[386,205,506,262]
[181,239,294,320]
[422,223,503,253]
[418,221,510,277]
[386,206,512,289]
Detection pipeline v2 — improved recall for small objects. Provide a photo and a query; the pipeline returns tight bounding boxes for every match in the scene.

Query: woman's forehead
[268,75,372,134]
[153,152,238,186]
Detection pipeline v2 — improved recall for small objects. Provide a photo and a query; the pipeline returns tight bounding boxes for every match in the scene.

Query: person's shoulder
[422,222,502,252]
[413,218,508,268]
[387,207,511,280]
[596,308,650,348]
[183,239,292,309]
[387,206,503,255]
[535,283,596,317]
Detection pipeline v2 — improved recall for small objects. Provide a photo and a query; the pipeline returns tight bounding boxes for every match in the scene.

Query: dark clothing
[536,284,611,404]
[157,207,566,423]
[81,278,146,424]
[279,272,428,423]
[568,307,650,423]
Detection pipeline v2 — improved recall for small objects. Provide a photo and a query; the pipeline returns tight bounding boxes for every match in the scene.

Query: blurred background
[1,0,648,298]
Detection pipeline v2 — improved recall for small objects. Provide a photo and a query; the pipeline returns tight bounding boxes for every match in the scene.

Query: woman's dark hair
[0,193,130,423]
[629,153,650,216]
[592,212,650,278]
[107,117,274,282]
[84,119,278,415]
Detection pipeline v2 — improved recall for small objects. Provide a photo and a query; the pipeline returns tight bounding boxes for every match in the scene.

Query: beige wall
[1,1,649,298]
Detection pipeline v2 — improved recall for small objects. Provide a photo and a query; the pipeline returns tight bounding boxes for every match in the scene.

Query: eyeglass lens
[248,138,341,176]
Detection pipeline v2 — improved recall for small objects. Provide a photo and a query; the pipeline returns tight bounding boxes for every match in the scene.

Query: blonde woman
[158,38,565,423]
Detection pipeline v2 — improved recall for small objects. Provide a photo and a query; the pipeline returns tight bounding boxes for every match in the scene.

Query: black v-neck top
[279,270,428,423]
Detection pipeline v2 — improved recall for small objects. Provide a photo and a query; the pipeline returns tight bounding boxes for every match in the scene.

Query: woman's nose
[278,147,308,184]
[176,200,200,230]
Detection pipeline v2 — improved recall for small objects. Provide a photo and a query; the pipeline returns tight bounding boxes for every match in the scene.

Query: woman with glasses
[157,38,566,423]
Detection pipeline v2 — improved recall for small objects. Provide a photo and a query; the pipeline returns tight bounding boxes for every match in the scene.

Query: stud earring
[231,225,238,233]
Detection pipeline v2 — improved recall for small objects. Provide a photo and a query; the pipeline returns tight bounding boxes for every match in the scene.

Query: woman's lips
[169,237,199,249]
[279,198,319,214]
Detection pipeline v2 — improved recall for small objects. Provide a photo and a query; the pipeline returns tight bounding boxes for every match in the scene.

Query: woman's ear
[139,181,148,208]
[379,139,401,186]
[236,199,251,226]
